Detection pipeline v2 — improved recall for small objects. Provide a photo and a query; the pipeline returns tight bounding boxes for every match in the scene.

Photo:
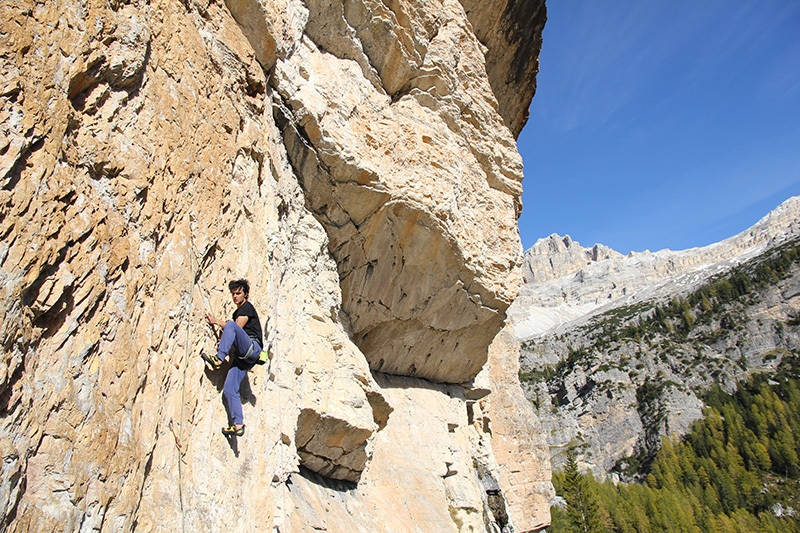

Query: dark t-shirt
[233,300,263,346]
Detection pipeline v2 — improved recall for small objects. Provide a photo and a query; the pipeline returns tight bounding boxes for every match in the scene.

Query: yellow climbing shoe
[222,425,245,436]
[201,353,222,370]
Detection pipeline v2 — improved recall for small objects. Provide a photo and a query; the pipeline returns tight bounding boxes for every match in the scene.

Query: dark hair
[228,279,250,297]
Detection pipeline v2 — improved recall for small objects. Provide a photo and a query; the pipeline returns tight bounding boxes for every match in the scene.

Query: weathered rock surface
[459,0,546,137]
[0,0,548,531]
[273,0,526,384]
[478,324,554,531]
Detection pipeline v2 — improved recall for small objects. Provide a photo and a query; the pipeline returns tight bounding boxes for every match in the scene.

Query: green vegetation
[519,364,557,384]
[550,365,800,533]
[520,237,800,413]
[598,238,800,346]
[555,449,607,533]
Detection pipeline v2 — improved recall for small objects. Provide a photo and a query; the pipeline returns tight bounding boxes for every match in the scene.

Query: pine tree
[700,292,713,312]
[574,371,800,533]
[561,449,606,533]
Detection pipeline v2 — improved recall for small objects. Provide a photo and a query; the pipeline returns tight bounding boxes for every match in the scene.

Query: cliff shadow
[240,375,256,407]
[371,371,466,400]
[294,466,357,493]
[201,361,257,407]
[201,358,227,392]
[223,431,240,457]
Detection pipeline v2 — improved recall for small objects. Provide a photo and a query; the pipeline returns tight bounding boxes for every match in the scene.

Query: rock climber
[202,278,263,437]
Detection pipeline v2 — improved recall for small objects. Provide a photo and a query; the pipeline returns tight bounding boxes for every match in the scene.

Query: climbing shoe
[201,353,222,370]
[222,424,245,437]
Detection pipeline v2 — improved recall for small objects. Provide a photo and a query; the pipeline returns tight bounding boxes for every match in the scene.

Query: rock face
[0,1,549,532]
[272,0,526,383]
[460,0,546,137]
[478,324,554,531]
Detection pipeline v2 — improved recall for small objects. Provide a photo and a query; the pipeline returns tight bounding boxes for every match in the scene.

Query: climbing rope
[276,344,287,532]
[266,244,288,531]
[173,213,211,533]
[174,216,200,533]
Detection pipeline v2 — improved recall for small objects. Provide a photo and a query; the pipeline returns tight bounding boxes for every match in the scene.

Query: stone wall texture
[0,0,549,531]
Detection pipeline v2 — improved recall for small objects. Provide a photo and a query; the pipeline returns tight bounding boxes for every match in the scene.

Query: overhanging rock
[272,3,523,384]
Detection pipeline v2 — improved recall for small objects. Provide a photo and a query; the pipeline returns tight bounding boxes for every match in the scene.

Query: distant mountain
[512,196,800,478]
[511,196,800,339]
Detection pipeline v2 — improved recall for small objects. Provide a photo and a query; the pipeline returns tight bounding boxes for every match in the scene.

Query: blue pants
[216,321,260,426]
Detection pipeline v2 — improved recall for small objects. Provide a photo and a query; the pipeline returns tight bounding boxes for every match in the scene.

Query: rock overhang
[271,4,524,384]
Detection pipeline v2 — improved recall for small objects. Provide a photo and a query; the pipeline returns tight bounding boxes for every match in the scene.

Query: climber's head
[228,279,250,307]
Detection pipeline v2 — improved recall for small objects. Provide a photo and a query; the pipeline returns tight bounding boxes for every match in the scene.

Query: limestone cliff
[0,0,550,532]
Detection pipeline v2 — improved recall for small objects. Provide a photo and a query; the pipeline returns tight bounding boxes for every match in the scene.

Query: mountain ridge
[511,196,800,339]
[514,196,800,478]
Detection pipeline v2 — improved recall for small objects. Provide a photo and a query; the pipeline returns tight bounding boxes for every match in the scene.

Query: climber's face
[231,287,247,307]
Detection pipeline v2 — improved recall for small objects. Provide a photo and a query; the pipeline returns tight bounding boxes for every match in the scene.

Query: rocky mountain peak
[511,196,800,339]
[521,233,623,285]
[513,196,800,478]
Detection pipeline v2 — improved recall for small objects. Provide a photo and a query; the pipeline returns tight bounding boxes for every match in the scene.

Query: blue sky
[516,1,800,254]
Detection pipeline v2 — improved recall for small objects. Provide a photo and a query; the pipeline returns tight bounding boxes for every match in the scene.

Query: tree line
[550,364,800,533]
